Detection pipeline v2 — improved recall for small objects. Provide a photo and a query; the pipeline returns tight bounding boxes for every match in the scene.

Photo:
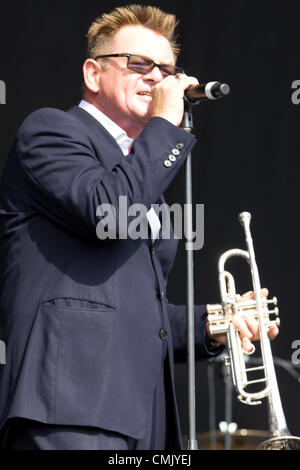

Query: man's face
[94,25,175,138]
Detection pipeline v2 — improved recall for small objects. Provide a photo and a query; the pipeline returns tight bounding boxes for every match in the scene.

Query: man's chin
[134,103,153,122]
[133,110,152,125]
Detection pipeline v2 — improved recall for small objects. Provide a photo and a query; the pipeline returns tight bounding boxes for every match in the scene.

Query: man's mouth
[137,91,152,97]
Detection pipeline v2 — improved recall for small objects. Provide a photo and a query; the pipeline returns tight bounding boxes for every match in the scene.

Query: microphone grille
[220,83,230,95]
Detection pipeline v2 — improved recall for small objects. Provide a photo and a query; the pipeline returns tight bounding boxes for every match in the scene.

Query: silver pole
[182,109,198,450]
[180,84,230,449]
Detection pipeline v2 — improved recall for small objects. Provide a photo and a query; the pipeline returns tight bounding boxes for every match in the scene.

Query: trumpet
[207,212,300,450]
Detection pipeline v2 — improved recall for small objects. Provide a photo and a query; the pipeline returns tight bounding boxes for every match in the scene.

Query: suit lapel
[68,107,171,247]
[68,106,124,170]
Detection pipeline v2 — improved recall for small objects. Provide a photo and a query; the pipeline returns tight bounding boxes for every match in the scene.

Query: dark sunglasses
[93,53,184,78]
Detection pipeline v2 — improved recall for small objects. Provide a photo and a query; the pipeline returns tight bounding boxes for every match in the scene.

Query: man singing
[0,5,278,450]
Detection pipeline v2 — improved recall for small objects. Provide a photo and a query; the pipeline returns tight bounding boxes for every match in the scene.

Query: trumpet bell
[257,435,300,450]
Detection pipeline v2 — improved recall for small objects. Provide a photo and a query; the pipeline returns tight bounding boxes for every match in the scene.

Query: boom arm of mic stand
[181,99,200,450]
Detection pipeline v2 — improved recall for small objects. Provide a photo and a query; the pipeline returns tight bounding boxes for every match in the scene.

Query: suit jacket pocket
[42,297,117,312]
[40,301,119,424]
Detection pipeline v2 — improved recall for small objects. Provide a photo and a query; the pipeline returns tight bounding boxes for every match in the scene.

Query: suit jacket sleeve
[167,303,224,362]
[15,107,197,240]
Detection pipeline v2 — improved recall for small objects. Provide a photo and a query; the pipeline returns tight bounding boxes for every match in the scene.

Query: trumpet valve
[272,317,280,328]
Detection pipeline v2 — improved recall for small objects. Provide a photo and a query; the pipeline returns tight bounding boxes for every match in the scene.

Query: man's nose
[144,66,164,82]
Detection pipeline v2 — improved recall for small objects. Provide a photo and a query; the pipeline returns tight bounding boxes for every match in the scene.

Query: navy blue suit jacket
[0,106,219,446]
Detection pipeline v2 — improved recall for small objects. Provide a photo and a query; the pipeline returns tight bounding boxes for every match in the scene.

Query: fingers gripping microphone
[185,81,230,101]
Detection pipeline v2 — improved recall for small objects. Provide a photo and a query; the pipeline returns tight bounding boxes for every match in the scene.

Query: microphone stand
[224,361,233,450]
[181,85,230,450]
[181,98,200,450]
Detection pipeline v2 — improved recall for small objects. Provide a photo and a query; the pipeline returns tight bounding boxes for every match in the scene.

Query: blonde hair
[86,4,180,60]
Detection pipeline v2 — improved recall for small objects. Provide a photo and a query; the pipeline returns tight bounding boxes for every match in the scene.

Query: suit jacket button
[159,329,168,340]
[171,148,180,156]
[176,143,184,149]
[164,160,172,168]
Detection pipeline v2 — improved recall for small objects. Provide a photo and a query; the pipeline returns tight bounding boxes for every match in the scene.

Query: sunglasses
[93,53,184,78]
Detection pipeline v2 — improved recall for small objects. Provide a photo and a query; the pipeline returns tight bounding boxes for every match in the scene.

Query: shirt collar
[78,99,134,156]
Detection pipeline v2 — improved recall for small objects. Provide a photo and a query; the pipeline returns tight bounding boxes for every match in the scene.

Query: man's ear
[82,59,101,93]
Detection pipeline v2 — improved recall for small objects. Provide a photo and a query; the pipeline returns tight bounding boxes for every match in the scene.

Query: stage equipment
[183,429,270,450]
[181,83,229,450]
[206,212,300,449]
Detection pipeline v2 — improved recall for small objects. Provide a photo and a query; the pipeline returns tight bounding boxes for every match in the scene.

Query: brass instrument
[207,212,300,450]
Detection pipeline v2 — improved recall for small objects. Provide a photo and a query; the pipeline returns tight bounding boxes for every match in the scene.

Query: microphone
[185,81,230,101]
